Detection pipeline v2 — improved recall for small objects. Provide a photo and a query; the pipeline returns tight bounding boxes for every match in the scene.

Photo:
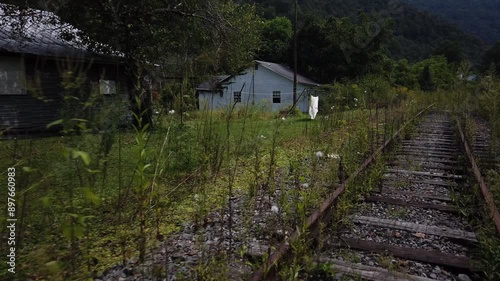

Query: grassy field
[0,102,420,280]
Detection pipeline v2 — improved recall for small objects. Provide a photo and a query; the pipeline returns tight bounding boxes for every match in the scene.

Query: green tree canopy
[295,13,392,83]
[413,56,456,90]
[482,41,500,74]
[433,40,464,64]
[257,16,292,63]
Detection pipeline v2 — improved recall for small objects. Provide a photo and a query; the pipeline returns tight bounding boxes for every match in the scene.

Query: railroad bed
[254,112,484,281]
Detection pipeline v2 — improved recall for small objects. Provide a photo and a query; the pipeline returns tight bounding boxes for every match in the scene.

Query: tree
[413,56,455,90]
[257,16,292,63]
[418,65,434,91]
[434,40,464,64]
[294,12,392,83]
[392,59,417,88]
[482,41,500,74]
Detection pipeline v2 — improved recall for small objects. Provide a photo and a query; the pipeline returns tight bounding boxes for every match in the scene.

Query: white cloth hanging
[309,96,319,120]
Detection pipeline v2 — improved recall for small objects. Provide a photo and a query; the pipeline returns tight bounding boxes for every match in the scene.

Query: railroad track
[252,112,500,281]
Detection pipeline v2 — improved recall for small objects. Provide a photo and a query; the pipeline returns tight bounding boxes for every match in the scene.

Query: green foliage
[359,75,396,106]
[296,13,392,82]
[317,75,402,114]
[413,56,456,90]
[418,65,434,92]
[392,59,418,88]
[477,69,500,146]
[481,41,500,74]
[434,40,464,64]
[257,16,293,63]
[404,0,500,44]
[245,0,486,64]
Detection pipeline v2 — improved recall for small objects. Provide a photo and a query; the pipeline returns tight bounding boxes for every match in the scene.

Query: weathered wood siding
[0,55,129,133]
[199,65,311,112]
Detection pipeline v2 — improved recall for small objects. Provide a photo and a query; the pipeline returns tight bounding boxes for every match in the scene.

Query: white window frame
[0,56,27,96]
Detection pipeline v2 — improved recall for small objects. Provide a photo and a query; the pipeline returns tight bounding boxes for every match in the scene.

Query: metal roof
[196,75,232,91]
[197,61,319,90]
[255,60,319,86]
[0,4,114,60]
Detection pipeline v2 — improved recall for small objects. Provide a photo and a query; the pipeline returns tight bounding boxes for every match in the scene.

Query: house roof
[255,60,319,86]
[196,60,319,91]
[196,75,232,91]
[0,4,116,61]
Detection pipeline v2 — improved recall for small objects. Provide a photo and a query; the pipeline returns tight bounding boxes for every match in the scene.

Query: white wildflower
[258,135,266,140]
[328,153,340,159]
[168,109,175,115]
[301,183,309,188]
[315,151,324,159]
[271,205,279,213]
[281,117,286,121]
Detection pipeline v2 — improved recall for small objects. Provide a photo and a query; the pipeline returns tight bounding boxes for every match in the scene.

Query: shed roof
[0,4,116,61]
[196,75,232,91]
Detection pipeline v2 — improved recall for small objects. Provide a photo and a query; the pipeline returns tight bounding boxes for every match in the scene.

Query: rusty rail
[456,118,500,236]
[250,105,433,281]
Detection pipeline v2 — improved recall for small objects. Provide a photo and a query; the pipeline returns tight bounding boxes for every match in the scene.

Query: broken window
[99,80,116,95]
[0,57,26,95]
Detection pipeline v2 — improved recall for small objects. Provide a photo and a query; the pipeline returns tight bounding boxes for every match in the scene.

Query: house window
[234,91,241,103]
[273,91,281,103]
[0,57,26,95]
[99,80,116,95]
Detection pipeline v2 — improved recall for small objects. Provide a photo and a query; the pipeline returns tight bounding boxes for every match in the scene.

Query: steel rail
[250,105,433,281]
[456,118,500,236]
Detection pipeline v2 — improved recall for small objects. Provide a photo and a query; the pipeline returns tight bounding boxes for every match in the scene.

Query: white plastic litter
[309,96,319,119]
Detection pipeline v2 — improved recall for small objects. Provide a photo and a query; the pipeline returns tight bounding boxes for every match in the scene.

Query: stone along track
[253,113,480,281]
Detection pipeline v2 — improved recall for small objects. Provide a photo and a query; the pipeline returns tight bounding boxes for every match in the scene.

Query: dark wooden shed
[0,5,129,135]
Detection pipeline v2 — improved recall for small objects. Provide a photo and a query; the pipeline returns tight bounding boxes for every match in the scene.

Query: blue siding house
[197,60,319,112]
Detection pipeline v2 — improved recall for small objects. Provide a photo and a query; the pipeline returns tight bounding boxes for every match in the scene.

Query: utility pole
[293,0,298,105]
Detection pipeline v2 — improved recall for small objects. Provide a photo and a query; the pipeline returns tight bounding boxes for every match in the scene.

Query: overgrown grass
[0,81,427,280]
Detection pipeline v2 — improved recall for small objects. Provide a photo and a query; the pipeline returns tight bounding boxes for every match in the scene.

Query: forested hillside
[403,0,500,44]
[246,0,487,63]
